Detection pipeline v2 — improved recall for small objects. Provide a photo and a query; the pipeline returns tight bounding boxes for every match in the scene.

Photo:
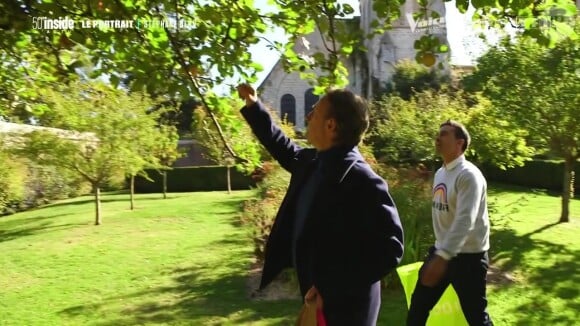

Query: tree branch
[70,161,96,184]
[155,6,245,163]
[321,0,339,77]
[315,19,334,53]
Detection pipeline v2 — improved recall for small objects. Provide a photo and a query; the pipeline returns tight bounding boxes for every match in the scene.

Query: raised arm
[237,84,302,173]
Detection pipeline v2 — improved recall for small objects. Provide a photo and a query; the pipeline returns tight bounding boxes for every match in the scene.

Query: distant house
[173,139,215,167]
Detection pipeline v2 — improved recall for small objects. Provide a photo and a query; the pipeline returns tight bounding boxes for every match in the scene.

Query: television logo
[406,14,446,33]
[32,17,75,30]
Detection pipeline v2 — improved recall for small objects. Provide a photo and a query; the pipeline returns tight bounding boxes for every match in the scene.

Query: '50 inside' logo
[32,17,75,30]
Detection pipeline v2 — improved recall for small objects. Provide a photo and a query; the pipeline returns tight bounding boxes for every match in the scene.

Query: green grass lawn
[1,186,578,325]
[0,191,298,325]
[484,185,580,326]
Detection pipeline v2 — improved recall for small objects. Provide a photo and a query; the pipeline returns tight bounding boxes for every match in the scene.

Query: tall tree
[367,90,534,167]
[377,59,450,100]
[125,123,180,209]
[463,30,580,223]
[13,81,178,225]
[150,125,182,200]
[1,0,576,162]
[192,96,266,193]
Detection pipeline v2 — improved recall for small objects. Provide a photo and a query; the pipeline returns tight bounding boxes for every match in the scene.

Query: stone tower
[360,0,449,98]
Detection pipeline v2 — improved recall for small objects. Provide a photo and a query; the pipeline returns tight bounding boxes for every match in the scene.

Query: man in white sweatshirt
[407,120,493,325]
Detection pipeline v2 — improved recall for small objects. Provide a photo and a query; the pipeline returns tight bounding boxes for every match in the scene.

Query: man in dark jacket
[238,84,404,325]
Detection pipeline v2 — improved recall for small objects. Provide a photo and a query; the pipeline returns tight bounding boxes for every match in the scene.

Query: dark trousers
[297,266,381,326]
[295,257,381,325]
[323,281,381,326]
[407,247,493,326]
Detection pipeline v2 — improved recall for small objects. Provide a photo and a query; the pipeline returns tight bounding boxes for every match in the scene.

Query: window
[280,94,296,125]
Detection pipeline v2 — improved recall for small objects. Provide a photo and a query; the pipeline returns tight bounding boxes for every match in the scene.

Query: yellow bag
[397,262,469,326]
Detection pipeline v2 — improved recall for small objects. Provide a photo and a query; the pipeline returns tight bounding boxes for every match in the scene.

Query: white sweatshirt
[432,155,490,259]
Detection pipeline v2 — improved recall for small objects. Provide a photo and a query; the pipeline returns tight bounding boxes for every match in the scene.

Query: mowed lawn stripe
[0,191,298,326]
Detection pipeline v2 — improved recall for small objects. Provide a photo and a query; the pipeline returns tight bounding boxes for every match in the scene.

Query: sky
[246,0,494,89]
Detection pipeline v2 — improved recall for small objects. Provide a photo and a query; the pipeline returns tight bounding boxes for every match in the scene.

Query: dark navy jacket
[241,101,404,300]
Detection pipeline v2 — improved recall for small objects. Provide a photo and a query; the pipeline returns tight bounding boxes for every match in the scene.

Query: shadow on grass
[59,215,297,326]
[490,222,580,325]
[56,196,407,325]
[0,213,69,227]
[59,261,408,326]
[61,263,298,325]
[0,214,82,243]
[62,259,409,324]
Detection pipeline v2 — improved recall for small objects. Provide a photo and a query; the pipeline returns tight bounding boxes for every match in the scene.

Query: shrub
[368,91,471,164]
[241,161,290,262]
[382,164,435,266]
[25,163,91,205]
[0,153,27,214]
[0,153,90,215]
[378,59,449,101]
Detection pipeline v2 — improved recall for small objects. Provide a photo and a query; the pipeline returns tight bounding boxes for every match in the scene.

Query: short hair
[440,120,470,152]
[324,89,369,147]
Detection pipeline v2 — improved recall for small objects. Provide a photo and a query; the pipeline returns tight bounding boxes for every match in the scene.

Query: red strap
[316,308,326,326]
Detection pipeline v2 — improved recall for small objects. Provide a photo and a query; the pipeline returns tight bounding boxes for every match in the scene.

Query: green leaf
[341,45,354,55]
[456,0,469,13]
[249,62,263,71]
[414,40,422,50]
[498,0,510,7]
[523,17,536,29]
[343,4,355,15]
[553,21,577,40]
[471,0,488,8]
[228,27,237,39]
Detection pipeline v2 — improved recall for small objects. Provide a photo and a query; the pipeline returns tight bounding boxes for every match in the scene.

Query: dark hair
[324,89,369,147]
[440,120,470,152]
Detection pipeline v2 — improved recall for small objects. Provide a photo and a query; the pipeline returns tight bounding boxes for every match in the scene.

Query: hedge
[481,160,580,192]
[134,166,256,193]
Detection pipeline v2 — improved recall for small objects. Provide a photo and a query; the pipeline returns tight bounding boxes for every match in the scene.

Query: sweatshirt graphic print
[432,156,490,257]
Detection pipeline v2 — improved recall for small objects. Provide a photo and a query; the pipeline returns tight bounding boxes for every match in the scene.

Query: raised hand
[236,83,258,107]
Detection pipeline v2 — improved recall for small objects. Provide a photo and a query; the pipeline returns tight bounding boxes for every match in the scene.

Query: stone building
[258,0,450,130]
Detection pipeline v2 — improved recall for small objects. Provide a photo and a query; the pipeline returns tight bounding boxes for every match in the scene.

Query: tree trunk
[130,175,135,210]
[227,165,231,194]
[559,157,574,223]
[94,184,102,225]
[162,170,168,199]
